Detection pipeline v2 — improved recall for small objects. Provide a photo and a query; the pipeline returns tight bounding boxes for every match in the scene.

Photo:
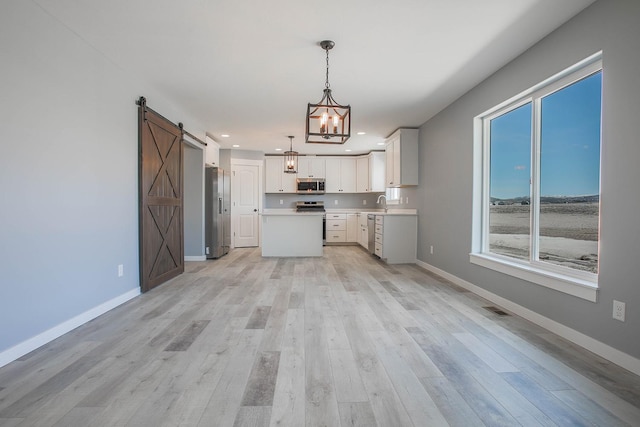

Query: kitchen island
[261,210,324,257]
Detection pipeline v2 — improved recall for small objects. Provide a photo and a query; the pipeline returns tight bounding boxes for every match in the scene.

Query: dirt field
[489,202,599,272]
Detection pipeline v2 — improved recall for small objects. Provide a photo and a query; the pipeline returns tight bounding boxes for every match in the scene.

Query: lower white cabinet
[325,212,359,243]
[357,214,368,248]
[325,213,346,243]
[373,215,417,264]
[346,214,358,242]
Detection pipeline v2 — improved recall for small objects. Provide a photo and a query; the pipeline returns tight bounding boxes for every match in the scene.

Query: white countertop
[262,208,417,216]
[347,209,418,216]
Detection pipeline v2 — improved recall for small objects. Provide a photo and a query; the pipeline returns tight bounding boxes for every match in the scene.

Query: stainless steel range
[296,201,326,245]
[295,201,325,212]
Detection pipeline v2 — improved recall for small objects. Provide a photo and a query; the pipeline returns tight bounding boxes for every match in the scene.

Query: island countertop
[262,209,324,216]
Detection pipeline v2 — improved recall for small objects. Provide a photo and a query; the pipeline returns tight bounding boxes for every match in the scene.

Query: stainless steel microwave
[297,178,325,194]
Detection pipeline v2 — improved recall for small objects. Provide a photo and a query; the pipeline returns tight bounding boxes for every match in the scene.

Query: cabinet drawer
[375,216,384,225]
[374,242,383,257]
[374,224,383,234]
[326,231,346,242]
[374,233,383,244]
[326,219,346,230]
[326,213,346,220]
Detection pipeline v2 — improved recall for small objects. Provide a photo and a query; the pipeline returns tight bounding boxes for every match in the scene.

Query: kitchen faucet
[376,194,387,212]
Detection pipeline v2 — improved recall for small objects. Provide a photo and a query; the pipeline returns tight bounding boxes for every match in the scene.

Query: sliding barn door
[138,98,184,292]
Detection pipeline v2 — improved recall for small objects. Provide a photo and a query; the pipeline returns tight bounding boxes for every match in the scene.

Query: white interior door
[231,161,261,247]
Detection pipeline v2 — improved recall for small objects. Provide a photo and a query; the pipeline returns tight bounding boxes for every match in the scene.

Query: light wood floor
[1,246,640,426]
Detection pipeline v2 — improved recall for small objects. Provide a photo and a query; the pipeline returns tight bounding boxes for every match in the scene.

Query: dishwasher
[367,214,376,254]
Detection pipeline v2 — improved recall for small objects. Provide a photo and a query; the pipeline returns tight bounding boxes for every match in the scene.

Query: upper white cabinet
[325,157,356,193]
[205,135,220,166]
[370,151,385,192]
[356,157,369,192]
[297,156,326,178]
[356,152,385,193]
[265,157,296,193]
[385,128,419,187]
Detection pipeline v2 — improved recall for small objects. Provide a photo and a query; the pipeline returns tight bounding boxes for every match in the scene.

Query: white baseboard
[0,288,140,369]
[415,259,640,376]
[184,256,206,261]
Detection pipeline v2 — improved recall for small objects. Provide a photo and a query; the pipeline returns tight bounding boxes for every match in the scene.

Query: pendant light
[305,40,351,144]
[284,135,298,174]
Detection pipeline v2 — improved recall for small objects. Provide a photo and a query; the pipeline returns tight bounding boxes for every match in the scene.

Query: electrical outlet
[334,200,338,205]
[118,264,124,277]
[430,245,434,255]
[279,199,283,205]
[406,197,409,204]
[613,300,626,322]
[363,200,367,205]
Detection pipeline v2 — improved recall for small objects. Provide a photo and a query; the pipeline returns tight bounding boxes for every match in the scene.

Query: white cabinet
[297,156,326,178]
[325,212,358,243]
[357,214,368,248]
[205,135,220,166]
[385,128,419,187]
[346,214,358,243]
[356,157,369,193]
[374,214,417,264]
[325,213,346,243]
[325,157,357,193]
[357,152,385,193]
[265,157,296,193]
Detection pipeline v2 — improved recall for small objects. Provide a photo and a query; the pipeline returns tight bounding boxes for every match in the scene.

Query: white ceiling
[36,0,595,155]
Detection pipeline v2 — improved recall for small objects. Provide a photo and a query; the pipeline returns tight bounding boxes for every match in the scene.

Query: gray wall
[0,1,207,355]
[416,0,640,358]
[184,145,204,257]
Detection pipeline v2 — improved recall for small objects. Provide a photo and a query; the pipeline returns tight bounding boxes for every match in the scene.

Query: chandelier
[305,40,351,144]
[283,135,298,173]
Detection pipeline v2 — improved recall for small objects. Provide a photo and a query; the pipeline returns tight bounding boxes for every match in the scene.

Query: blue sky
[490,72,602,199]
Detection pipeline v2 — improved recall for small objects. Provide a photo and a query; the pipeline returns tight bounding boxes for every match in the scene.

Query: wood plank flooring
[1,246,639,426]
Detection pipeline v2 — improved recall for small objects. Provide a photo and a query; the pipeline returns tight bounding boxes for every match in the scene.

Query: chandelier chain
[325,48,330,89]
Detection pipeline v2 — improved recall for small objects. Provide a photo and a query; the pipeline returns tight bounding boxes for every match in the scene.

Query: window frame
[470,52,602,302]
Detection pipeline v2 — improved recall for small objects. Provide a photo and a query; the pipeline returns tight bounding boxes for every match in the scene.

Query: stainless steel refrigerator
[205,166,231,259]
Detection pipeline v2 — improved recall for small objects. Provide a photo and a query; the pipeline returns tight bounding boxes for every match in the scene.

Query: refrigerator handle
[218,197,223,214]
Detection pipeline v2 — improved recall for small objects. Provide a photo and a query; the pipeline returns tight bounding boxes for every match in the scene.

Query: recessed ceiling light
[357,131,366,135]
[377,142,385,146]
[345,149,352,152]
[275,148,282,151]
[221,134,230,138]
[232,144,240,148]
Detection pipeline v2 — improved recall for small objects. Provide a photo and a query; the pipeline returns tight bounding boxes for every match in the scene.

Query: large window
[472,53,602,301]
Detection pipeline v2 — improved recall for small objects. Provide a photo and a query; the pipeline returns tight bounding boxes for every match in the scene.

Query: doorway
[231,159,263,248]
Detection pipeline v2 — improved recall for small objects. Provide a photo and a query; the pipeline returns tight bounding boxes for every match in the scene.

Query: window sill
[469,253,598,302]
